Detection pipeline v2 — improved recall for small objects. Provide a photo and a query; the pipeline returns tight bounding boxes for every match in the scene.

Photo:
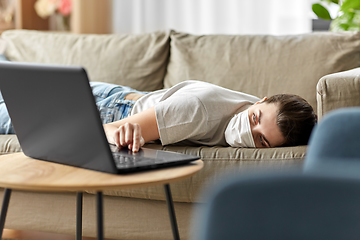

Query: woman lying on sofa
[0,80,317,152]
[100,80,317,152]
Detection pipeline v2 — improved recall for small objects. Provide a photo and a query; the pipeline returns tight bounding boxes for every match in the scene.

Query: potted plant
[34,0,72,31]
[312,0,360,31]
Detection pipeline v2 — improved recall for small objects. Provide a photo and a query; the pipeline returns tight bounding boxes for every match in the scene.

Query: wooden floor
[2,229,115,240]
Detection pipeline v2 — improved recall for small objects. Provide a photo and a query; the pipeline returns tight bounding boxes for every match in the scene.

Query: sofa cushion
[1,30,170,91]
[164,30,360,112]
[0,135,22,154]
[88,143,306,203]
[0,134,305,203]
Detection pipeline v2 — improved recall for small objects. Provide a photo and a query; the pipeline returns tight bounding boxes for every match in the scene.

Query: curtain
[112,0,312,35]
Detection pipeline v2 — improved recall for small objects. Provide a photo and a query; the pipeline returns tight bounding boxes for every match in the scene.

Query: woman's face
[247,98,285,148]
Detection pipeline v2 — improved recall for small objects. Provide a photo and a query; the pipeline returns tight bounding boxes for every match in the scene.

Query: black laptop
[0,62,200,174]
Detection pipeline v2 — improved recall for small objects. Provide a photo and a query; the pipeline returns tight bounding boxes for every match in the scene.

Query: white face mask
[225,110,256,148]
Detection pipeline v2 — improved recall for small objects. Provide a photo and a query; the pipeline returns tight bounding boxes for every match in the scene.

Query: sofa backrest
[1,30,170,92]
[2,29,360,112]
[165,30,360,112]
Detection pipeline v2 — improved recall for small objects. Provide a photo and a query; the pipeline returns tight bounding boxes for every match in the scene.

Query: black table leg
[76,192,83,240]
[96,191,104,240]
[164,184,180,240]
[0,188,12,240]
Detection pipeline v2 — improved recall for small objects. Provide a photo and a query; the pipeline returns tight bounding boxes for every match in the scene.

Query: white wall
[112,0,312,35]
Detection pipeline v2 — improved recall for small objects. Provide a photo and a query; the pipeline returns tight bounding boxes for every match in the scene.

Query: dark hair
[264,94,317,147]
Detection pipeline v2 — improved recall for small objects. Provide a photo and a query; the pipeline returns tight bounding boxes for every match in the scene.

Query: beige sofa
[0,29,360,240]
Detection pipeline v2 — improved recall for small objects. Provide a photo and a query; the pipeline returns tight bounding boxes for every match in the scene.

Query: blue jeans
[0,82,147,134]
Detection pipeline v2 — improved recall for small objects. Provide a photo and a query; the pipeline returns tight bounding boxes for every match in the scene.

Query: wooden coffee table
[0,152,203,240]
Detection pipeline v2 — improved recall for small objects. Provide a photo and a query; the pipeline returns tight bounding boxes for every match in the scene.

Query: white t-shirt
[131,80,260,146]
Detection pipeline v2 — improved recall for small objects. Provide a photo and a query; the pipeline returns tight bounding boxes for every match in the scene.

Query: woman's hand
[113,123,145,152]
[103,106,160,152]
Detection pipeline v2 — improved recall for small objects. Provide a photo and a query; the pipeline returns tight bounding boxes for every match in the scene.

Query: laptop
[0,62,200,174]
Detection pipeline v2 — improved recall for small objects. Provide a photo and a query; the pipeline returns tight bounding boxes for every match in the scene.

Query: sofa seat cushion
[164,30,360,112]
[1,30,171,91]
[0,135,306,203]
[0,135,21,154]
[88,143,306,203]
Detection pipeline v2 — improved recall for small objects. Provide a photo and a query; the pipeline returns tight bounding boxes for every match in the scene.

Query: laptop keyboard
[112,152,163,169]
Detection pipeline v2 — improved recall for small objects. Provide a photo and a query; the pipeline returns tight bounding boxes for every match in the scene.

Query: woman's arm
[103,106,160,152]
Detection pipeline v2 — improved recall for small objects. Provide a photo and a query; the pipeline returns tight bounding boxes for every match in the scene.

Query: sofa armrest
[317,67,360,119]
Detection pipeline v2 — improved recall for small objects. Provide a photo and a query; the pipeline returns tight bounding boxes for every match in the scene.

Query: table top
[0,152,203,192]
